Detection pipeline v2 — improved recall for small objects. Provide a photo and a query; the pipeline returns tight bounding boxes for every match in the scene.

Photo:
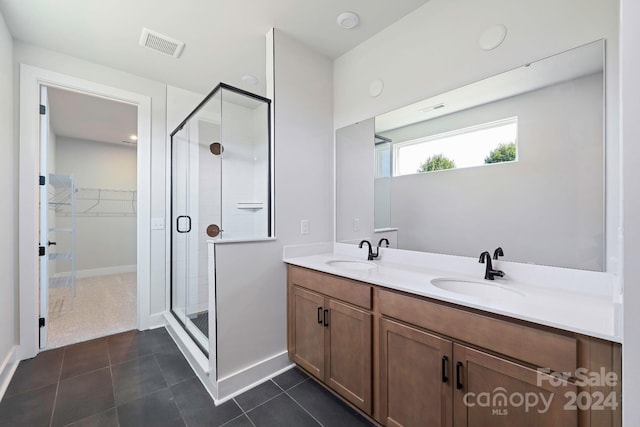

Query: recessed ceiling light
[337,12,360,29]
[241,75,259,85]
[130,134,138,141]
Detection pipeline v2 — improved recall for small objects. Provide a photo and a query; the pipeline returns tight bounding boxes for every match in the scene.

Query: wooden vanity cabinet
[452,344,578,427]
[379,318,453,427]
[289,286,325,378]
[287,266,621,427]
[379,288,620,427]
[379,317,579,427]
[287,266,373,413]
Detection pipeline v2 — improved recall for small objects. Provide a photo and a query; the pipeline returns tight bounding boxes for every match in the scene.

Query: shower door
[170,90,222,354]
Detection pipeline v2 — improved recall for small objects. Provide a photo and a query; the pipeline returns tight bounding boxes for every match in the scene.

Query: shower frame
[169,82,272,357]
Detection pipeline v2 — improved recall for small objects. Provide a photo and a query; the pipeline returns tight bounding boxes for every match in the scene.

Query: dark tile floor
[0,328,375,427]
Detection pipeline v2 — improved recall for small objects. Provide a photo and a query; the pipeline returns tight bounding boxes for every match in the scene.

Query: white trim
[164,87,172,315]
[71,264,137,279]
[148,312,167,329]
[164,310,292,406]
[217,351,292,402]
[163,312,217,397]
[267,28,276,239]
[18,64,152,359]
[0,346,19,401]
[208,237,277,245]
[216,362,295,405]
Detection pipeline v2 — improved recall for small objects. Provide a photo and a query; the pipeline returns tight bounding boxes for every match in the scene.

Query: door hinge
[39,246,45,256]
[39,175,45,186]
[39,104,46,115]
[39,317,45,327]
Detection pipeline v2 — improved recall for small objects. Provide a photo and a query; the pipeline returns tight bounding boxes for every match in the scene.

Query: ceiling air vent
[139,28,185,58]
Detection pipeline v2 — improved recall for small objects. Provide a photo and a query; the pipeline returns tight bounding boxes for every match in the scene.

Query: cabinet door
[380,318,453,427]
[289,286,325,380]
[326,299,372,413]
[453,344,578,427]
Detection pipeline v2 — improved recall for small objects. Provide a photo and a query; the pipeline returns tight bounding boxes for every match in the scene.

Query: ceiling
[48,87,138,146]
[0,0,429,95]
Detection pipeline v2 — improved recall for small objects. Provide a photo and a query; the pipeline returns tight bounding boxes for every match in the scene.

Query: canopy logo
[463,387,553,415]
[462,368,619,416]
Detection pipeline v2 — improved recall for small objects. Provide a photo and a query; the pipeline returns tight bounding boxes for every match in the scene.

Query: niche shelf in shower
[236,202,264,210]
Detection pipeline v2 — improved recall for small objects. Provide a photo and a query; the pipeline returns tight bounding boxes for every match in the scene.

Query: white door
[38,85,49,348]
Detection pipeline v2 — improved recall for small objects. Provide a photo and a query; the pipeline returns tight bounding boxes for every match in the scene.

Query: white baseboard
[148,312,166,329]
[217,351,293,403]
[68,264,137,279]
[0,346,19,401]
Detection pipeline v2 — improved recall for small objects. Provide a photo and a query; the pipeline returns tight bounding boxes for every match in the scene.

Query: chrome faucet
[359,240,378,260]
[479,251,504,280]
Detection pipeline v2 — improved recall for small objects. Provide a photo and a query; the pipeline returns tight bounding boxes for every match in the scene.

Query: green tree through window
[417,154,456,172]
[484,142,516,164]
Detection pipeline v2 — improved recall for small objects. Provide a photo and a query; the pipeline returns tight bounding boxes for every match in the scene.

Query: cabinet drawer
[379,289,577,373]
[288,265,372,309]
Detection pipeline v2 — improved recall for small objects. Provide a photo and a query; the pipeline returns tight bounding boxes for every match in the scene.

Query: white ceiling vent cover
[139,28,185,58]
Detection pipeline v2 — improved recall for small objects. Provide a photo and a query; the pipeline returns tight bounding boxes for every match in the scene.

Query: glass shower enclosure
[170,83,271,355]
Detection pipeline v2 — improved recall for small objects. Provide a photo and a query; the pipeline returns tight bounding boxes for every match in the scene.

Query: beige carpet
[47,272,136,349]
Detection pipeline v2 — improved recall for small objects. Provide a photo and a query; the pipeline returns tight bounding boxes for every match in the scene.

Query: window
[393,117,518,176]
[375,141,392,178]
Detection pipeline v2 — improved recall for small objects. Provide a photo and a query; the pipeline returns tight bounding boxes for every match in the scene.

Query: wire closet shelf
[51,187,137,217]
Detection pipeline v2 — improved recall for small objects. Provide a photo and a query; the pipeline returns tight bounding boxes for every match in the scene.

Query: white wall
[14,42,168,315]
[214,29,334,383]
[333,0,620,272]
[336,119,374,244]
[620,0,640,423]
[0,8,16,374]
[55,137,137,273]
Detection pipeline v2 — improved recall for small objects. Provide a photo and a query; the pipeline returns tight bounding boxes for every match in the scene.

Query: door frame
[18,64,152,359]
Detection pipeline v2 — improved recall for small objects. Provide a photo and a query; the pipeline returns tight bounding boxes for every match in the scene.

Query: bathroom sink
[430,277,524,299]
[325,259,377,271]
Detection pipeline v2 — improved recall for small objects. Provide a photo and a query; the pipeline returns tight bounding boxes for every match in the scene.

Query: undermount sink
[431,277,525,299]
[325,259,377,271]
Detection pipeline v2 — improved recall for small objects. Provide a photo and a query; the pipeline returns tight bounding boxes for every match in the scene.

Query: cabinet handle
[456,361,463,390]
[323,309,329,327]
[317,307,323,324]
[441,356,448,383]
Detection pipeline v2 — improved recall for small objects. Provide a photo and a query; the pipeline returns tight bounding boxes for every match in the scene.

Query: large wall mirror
[336,40,605,271]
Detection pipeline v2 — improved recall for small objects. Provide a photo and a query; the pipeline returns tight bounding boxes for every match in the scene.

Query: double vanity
[294,37,619,426]
[284,244,621,427]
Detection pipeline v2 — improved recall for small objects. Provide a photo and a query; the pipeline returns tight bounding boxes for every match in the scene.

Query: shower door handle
[176,215,192,233]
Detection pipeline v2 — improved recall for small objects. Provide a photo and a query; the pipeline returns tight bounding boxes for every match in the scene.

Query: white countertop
[283,247,621,343]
